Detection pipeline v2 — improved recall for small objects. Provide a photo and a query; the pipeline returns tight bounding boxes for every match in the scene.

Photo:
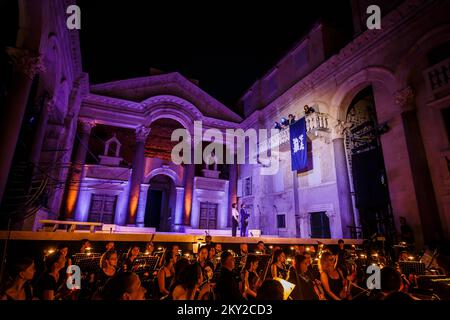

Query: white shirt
[232,208,239,221]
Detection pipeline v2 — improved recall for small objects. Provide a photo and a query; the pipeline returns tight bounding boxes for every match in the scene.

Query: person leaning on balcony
[304,105,315,115]
[288,114,296,125]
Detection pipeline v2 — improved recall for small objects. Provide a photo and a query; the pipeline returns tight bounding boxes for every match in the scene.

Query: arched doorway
[145,174,176,231]
[344,86,395,240]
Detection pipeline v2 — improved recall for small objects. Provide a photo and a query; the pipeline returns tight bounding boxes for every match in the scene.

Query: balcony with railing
[257,112,332,155]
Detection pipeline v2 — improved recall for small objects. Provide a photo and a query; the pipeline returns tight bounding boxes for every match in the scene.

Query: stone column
[174,186,185,228]
[0,48,44,203]
[292,171,301,238]
[395,87,443,244]
[29,96,54,165]
[227,163,238,228]
[182,163,195,226]
[61,119,96,220]
[126,125,150,226]
[332,121,355,238]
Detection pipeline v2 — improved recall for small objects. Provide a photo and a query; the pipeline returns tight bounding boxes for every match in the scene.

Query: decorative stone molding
[395,86,415,112]
[89,72,242,123]
[135,125,151,142]
[78,119,96,134]
[331,120,352,140]
[81,94,241,130]
[6,47,45,80]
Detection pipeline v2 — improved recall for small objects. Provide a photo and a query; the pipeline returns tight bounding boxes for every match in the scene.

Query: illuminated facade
[1,0,449,247]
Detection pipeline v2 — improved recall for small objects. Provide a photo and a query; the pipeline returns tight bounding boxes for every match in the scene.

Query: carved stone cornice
[78,119,96,134]
[395,86,415,112]
[135,125,151,142]
[6,47,45,80]
[331,120,352,140]
[89,72,242,123]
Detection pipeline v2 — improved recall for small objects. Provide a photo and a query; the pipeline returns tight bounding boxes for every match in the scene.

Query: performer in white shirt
[231,203,239,237]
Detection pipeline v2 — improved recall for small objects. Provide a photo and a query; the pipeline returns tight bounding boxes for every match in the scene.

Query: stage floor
[0,230,364,245]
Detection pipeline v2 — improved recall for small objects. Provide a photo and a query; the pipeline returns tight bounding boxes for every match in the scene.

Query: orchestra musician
[319,252,348,300]
[255,241,266,254]
[215,252,245,301]
[0,258,36,300]
[240,243,249,256]
[36,251,67,300]
[197,246,215,280]
[239,243,249,267]
[79,239,93,253]
[170,263,212,300]
[270,250,288,280]
[171,245,180,262]
[156,251,176,299]
[241,255,261,301]
[214,243,223,256]
[105,241,115,252]
[288,254,324,300]
[123,245,140,272]
[91,250,118,295]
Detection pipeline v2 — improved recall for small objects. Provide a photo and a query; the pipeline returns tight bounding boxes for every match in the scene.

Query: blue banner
[290,117,308,171]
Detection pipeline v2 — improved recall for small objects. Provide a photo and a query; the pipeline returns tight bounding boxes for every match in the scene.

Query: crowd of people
[0,238,448,301]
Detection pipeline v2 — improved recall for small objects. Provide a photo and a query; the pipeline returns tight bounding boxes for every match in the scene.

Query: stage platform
[0,231,364,246]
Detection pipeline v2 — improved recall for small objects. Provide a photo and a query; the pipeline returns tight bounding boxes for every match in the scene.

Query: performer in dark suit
[240,204,250,237]
[231,203,239,237]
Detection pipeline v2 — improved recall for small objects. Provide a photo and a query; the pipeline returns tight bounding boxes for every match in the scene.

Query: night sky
[79,1,353,112]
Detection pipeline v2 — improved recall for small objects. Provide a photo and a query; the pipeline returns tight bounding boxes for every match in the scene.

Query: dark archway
[144,174,176,231]
[345,87,395,241]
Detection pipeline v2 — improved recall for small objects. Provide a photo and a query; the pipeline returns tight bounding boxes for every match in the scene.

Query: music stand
[131,256,160,274]
[399,261,426,276]
[72,253,102,274]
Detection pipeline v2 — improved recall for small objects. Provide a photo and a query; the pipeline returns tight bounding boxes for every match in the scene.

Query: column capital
[78,119,96,134]
[136,125,151,142]
[395,86,415,112]
[45,96,56,113]
[331,120,352,140]
[6,47,45,80]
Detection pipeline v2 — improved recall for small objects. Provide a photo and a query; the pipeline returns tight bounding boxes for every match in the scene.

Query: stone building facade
[1,0,449,246]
